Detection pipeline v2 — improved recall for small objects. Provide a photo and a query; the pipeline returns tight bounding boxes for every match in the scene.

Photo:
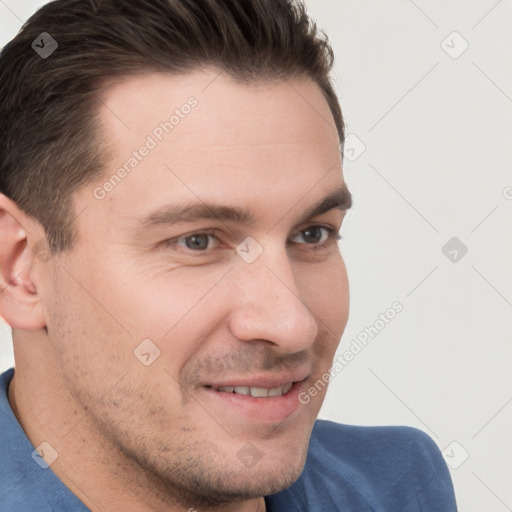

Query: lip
[203,368,310,390]
[200,369,310,423]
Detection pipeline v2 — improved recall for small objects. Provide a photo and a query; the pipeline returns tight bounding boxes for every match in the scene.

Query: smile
[215,383,293,397]
[200,368,311,422]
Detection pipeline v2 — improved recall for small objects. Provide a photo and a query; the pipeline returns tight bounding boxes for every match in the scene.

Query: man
[0,0,457,510]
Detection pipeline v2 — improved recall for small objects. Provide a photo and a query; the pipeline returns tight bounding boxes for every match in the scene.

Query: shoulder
[311,419,447,474]
[266,420,457,512]
[0,368,89,512]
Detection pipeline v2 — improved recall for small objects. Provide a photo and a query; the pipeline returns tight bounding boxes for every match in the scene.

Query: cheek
[103,258,233,337]
[44,266,192,422]
[299,256,349,382]
[299,256,349,335]
[43,275,129,409]
[116,265,234,373]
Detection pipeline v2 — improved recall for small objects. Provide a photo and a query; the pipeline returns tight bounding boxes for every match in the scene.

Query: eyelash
[163,225,342,253]
[291,226,342,249]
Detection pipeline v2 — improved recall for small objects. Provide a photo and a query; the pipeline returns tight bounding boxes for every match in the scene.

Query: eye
[175,233,219,251]
[290,226,338,245]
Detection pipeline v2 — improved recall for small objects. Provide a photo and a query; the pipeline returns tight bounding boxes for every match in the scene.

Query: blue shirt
[0,368,457,511]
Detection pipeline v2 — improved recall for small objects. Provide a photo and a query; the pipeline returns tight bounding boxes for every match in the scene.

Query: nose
[228,248,318,354]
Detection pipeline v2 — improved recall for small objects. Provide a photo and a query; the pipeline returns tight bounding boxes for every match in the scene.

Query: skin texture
[0,69,351,512]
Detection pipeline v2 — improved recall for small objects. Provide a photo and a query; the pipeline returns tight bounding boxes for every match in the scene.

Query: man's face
[40,70,350,504]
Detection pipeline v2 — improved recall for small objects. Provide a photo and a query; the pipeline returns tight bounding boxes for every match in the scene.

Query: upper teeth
[217,383,293,397]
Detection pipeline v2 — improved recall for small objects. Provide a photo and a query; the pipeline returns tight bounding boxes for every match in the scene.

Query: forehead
[98,69,339,148]
[80,70,344,229]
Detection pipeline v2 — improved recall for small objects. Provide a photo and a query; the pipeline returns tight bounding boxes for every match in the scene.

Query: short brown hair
[0,0,344,253]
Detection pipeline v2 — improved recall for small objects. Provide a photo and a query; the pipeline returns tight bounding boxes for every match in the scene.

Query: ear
[0,194,47,330]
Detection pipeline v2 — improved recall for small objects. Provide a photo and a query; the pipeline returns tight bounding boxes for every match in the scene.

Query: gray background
[1,1,511,510]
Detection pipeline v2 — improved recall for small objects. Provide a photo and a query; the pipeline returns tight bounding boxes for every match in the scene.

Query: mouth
[201,371,309,423]
[211,382,293,398]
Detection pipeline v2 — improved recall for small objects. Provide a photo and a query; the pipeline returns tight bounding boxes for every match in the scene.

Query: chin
[179,447,309,508]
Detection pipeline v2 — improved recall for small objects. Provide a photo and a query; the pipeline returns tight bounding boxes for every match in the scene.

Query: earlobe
[0,194,47,330]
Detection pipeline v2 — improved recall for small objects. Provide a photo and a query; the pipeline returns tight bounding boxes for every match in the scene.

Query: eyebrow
[300,184,352,223]
[139,183,352,228]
